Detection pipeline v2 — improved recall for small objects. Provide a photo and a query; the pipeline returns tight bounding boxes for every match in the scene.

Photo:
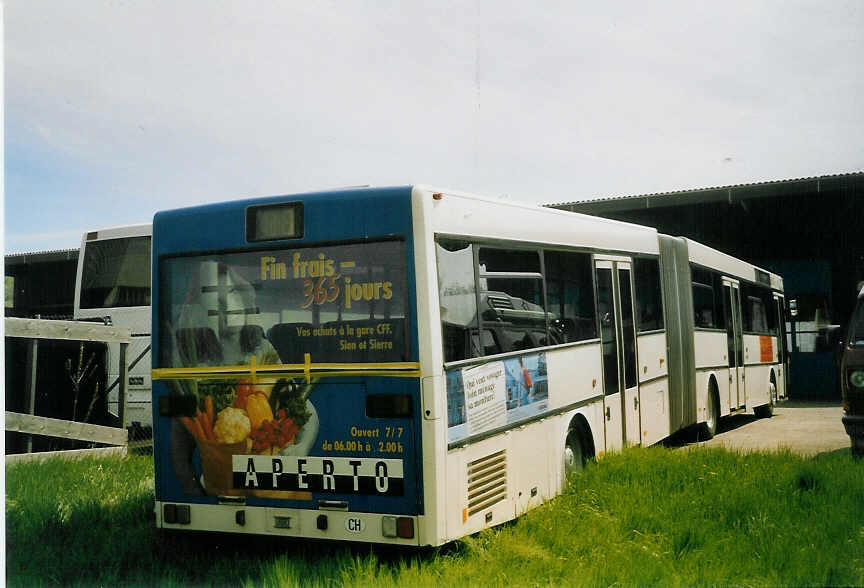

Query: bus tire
[701,384,719,440]
[563,428,585,482]
[755,380,776,419]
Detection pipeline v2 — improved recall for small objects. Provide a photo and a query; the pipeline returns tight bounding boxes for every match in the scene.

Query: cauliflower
[213,407,251,444]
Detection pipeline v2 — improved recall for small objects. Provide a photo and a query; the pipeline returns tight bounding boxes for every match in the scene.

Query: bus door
[773,294,787,398]
[595,258,640,451]
[722,279,745,409]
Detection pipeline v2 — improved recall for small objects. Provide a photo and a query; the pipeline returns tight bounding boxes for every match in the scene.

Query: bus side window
[766,292,778,333]
[544,250,597,342]
[472,328,501,356]
[633,257,664,333]
[692,267,717,328]
[442,323,468,361]
[749,296,768,332]
[741,283,772,334]
[713,272,726,329]
[436,239,478,362]
[479,247,546,354]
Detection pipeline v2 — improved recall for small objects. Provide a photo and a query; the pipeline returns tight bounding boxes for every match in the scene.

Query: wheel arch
[706,372,721,415]
[565,412,596,461]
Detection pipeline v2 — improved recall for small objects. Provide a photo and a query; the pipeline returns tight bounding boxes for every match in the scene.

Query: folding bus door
[773,294,788,399]
[723,279,745,409]
[595,257,641,451]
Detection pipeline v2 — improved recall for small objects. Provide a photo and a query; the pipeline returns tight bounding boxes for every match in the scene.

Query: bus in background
[74,223,153,432]
[661,237,786,441]
[151,186,783,546]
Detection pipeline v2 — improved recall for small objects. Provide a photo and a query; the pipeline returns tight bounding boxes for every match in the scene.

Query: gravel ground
[693,402,850,456]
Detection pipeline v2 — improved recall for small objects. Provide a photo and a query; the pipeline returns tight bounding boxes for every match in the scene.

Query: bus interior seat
[267,323,314,363]
[239,324,265,353]
[176,327,223,365]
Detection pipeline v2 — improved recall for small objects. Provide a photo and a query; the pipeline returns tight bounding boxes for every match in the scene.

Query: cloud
[4,1,864,252]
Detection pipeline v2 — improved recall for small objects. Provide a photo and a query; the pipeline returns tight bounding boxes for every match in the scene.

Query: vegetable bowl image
[172,377,319,498]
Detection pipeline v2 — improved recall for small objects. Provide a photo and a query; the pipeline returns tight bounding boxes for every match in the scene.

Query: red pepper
[233,379,254,410]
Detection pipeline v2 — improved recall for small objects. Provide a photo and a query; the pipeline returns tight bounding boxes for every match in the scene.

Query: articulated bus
[152,186,784,546]
[74,223,153,430]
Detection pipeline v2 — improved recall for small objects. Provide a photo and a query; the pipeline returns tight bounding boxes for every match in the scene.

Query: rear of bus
[74,224,153,430]
[152,187,425,544]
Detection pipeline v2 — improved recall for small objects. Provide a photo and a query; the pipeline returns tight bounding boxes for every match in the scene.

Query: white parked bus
[151,186,784,545]
[74,223,153,430]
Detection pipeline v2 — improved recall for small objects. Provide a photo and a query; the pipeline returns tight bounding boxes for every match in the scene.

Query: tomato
[233,379,255,409]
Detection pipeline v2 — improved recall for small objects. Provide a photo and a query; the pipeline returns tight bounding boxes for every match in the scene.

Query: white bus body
[152,186,783,546]
[74,223,153,429]
[414,187,783,543]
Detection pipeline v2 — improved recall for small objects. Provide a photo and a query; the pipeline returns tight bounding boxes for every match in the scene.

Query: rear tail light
[382,516,414,539]
[163,504,190,524]
[396,517,414,538]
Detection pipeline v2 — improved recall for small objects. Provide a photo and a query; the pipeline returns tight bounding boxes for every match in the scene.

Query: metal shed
[548,171,864,400]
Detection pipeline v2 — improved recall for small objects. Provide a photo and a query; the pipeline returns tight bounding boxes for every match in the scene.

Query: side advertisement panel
[446,352,548,444]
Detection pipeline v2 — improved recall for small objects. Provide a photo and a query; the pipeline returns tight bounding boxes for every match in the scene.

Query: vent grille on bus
[486,294,514,310]
[467,450,507,517]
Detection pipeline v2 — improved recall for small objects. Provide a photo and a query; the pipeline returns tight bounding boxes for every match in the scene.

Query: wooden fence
[5,317,133,463]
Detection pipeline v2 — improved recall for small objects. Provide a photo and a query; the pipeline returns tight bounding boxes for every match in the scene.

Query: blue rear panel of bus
[151,186,423,516]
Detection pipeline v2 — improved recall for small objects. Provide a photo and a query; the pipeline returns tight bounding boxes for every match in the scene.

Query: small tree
[65,342,101,424]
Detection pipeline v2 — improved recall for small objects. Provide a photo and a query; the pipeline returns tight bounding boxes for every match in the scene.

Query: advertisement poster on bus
[157,241,418,509]
[163,374,414,505]
[446,352,548,444]
[160,241,408,368]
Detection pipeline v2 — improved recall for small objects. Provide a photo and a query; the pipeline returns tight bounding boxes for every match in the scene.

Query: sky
[4,1,864,254]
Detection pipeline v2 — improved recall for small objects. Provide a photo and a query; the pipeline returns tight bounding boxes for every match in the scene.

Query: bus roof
[152,185,664,256]
[81,223,152,241]
[415,185,661,255]
[683,237,783,290]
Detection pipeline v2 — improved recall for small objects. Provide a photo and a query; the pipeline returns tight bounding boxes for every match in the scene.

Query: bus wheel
[755,381,776,419]
[563,429,585,481]
[701,387,719,440]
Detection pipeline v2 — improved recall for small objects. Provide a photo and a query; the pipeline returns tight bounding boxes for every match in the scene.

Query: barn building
[549,171,864,400]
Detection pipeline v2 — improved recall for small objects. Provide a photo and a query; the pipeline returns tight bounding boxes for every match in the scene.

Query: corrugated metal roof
[4,248,79,264]
[547,170,864,207]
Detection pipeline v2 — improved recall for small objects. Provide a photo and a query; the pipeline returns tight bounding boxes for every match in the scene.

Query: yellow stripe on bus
[152,357,421,383]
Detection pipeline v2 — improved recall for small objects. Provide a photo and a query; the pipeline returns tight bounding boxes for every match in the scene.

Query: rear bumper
[842,413,864,437]
[155,501,422,546]
[842,414,864,456]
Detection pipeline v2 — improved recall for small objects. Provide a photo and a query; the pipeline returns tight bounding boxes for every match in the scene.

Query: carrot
[205,395,215,429]
[180,416,205,441]
[198,411,216,442]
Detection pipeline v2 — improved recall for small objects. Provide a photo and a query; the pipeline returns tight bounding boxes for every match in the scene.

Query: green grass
[6,447,864,586]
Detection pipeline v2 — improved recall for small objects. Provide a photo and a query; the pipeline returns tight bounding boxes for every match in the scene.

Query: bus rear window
[158,240,408,367]
[80,236,151,309]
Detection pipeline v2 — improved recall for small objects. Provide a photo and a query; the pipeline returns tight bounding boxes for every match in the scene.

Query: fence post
[118,342,128,432]
[24,338,39,453]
